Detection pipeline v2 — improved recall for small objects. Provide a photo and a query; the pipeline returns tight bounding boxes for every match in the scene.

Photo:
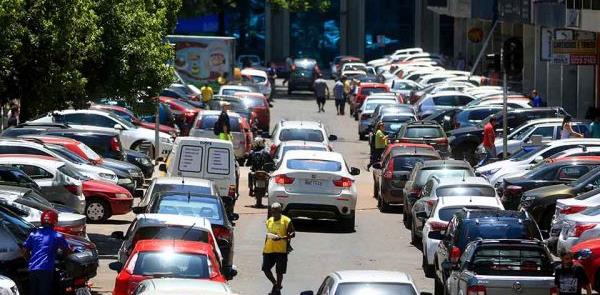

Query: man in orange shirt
[480,115,497,166]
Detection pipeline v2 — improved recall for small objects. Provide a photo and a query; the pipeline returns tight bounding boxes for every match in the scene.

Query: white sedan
[268,150,360,231]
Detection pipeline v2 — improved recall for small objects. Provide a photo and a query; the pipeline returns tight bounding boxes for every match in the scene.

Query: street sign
[468,28,484,43]
[551,29,597,65]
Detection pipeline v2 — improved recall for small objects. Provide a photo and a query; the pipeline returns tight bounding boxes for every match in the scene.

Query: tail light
[54,224,86,237]
[560,205,587,215]
[212,225,233,240]
[550,287,558,295]
[436,138,448,145]
[450,246,461,263]
[333,177,353,188]
[428,220,448,232]
[274,174,295,184]
[360,113,370,121]
[270,144,278,157]
[195,117,203,128]
[184,111,196,122]
[467,285,486,295]
[64,184,82,195]
[570,223,596,237]
[110,137,121,152]
[383,160,394,179]
[505,185,523,194]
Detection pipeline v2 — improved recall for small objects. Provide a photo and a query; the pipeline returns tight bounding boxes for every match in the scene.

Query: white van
[161,137,237,198]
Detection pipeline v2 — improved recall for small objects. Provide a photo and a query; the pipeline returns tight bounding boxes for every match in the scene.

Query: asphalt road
[87,81,434,294]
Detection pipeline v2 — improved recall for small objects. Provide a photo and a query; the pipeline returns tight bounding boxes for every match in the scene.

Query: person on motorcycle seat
[246,138,274,196]
[21,210,70,295]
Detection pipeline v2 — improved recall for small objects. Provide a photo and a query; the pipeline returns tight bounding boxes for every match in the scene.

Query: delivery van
[160,137,237,199]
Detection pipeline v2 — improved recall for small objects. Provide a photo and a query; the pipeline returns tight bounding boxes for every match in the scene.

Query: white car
[341,62,368,73]
[551,188,600,242]
[269,120,337,150]
[476,139,600,186]
[32,109,173,158]
[557,206,600,254]
[420,196,504,278]
[385,79,422,97]
[114,213,222,266]
[308,270,427,295]
[241,68,272,98]
[0,276,18,295]
[218,85,254,96]
[268,150,360,231]
[272,140,330,164]
[133,279,235,295]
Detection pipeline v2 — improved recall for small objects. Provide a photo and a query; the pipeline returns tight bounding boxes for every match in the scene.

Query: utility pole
[155,97,160,161]
[501,46,508,159]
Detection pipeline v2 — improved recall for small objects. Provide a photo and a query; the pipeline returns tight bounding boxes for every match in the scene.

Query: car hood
[523,184,573,198]
[477,160,510,173]
[132,126,171,140]
[449,125,483,136]
[97,162,129,178]
[83,179,129,194]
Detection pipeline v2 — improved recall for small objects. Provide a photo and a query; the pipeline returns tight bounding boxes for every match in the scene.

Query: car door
[12,164,60,203]
[316,276,334,295]
[524,125,556,143]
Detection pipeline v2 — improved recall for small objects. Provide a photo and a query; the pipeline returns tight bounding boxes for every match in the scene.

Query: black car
[452,106,504,129]
[431,209,544,294]
[391,121,450,157]
[423,108,462,132]
[133,191,237,276]
[500,158,600,210]
[448,107,568,164]
[288,58,319,94]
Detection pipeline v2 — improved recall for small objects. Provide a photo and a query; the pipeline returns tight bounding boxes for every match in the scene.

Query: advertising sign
[551,29,598,65]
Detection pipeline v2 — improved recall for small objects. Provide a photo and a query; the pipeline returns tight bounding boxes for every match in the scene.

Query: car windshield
[240,97,265,108]
[334,283,416,295]
[16,191,55,212]
[416,168,474,186]
[133,226,209,245]
[132,251,210,278]
[511,125,536,140]
[279,129,324,142]
[78,143,102,161]
[47,145,87,164]
[362,87,387,96]
[459,221,540,249]
[404,127,444,138]
[510,145,545,161]
[393,156,439,171]
[152,184,211,195]
[106,111,136,129]
[436,185,495,197]
[198,115,241,132]
[471,246,553,276]
[222,89,248,96]
[58,164,88,181]
[439,206,493,221]
[281,146,327,159]
[251,75,267,83]
[153,194,222,222]
[286,159,342,172]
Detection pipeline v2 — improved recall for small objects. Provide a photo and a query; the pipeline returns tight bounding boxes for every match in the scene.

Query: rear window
[153,184,211,195]
[404,126,444,138]
[361,87,387,96]
[471,246,553,276]
[241,97,266,108]
[365,101,396,111]
[132,252,209,278]
[251,75,267,83]
[439,206,492,221]
[459,221,541,249]
[286,159,341,171]
[154,194,222,221]
[393,156,438,171]
[281,146,327,159]
[198,115,241,132]
[133,227,209,246]
[436,185,495,197]
[334,283,416,295]
[416,168,473,186]
[279,128,324,142]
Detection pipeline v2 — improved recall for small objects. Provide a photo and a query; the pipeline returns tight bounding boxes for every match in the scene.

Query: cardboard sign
[178,145,203,173]
[207,148,230,175]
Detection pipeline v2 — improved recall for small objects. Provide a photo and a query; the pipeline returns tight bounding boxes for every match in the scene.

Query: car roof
[284,150,343,162]
[332,270,413,284]
[133,239,213,254]
[457,208,529,220]
[135,213,212,230]
[278,120,323,129]
[359,83,387,88]
[390,146,440,157]
[279,141,329,148]
[0,185,29,197]
[421,159,471,168]
[20,135,81,145]
[240,69,267,77]
[548,138,600,146]
[405,120,442,127]
[437,196,503,208]
[435,176,490,187]
[154,177,213,187]
[549,156,600,163]
[0,154,63,167]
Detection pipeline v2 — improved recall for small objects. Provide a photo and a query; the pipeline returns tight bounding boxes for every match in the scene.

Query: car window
[334,283,417,295]
[198,115,241,132]
[241,97,266,108]
[153,184,211,195]
[540,145,581,158]
[416,168,474,186]
[279,128,324,142]
[132,226,209,247]
[529,126,555,140]
[432,96,456,106]
[456,96,473,105]
[153,194,223,222]
[471,246,553,276]
[286,159,342,172]
[132,252,210,278]
[436,185,495,197]
[393,156,439,171]
[88,114,118,128]
[404,127,444,138]
[557,165,590,181]
[459,221,540,249]
[11,164,53,179]
[361,87,387,96]
[0,145,50,156]
[281,146,328,159]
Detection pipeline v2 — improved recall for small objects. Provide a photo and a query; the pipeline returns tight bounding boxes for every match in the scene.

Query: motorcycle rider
[246,138,274,197]
[21,210,70,295]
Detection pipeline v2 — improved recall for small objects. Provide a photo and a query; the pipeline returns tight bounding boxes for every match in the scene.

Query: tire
[411,218,420,247]
[423,254,435,278]
[86,198,111,223]
[341,214,355,232]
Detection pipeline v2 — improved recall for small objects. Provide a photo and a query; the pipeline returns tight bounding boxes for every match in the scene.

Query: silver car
[189,110,249,159]
[303,270,430,295]
[557,205,600,254]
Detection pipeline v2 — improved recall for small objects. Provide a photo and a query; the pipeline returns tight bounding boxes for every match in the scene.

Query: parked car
[269,120,337,153]
[190,110,252,160]
[551,188,600,249]
[500,156,600,210]
[304,270,429,295]
[372,144,441,212]
[414,91,475,119]
[365,104,416,134]
[110,240,227,295]
[387,79,422,98]
[272,141,330,164]
[288,58,320,94]
[433,209,544,295]
[90,104,178,136]
[349,83,390,116]
[571,238,600,292]
[358,100,401,139]
[557,206,600,255]
[234,92,271,132]
[158,96,200,136]
[132,279,235,295]
[451,106,504,129]
[423,108,463,132]
[402,159,473,229]
[268,150,360,231]
[375,113,418,137]
[241,68,272,99]
[391,121,450,157]
[445,239,556,295]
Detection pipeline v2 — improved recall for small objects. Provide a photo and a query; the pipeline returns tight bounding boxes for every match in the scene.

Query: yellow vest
[263,216,291,254]
[375,129,388,149]
[219,132,232,142]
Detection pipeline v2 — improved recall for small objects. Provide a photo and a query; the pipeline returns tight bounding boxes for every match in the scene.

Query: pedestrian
[21,210,70,295]
[313,73,329,113]
[590,114,600,138]
[213,103,231,136]
[554,251,592,295]
[561,115,583,139]
[267,62,277,101]
[6,102,19,127]
[263,202,295,295]
[283,56,293,85]
[531,90,543,107]
[334,77,345,115]
[479,115,497,166]
[218,72,229,86]
[367,122,388,171]
[200,83,214,104]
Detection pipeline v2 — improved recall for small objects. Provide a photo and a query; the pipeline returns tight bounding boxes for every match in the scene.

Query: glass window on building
[365,0,415,60]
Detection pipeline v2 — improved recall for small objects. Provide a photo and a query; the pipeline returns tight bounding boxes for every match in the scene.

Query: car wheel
[434,274,444,295]
[341,214,355,232]
[423,254,435,278]
[86,198,111,223]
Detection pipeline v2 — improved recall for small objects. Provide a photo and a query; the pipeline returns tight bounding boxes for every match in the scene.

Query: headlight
[118,177,132,184]
[135,157,151,166]
[115,193,130,198]
[99,173,116,180]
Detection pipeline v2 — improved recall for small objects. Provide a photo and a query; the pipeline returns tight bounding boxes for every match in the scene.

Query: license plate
[256,181,266,188]
[304,180,322,186]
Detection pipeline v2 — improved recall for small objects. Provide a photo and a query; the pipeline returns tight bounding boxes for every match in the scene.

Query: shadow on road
[89,233,121,256]
[292,218,354,234]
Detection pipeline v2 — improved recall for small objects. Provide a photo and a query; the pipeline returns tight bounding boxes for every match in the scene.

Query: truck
[167,35,236,87]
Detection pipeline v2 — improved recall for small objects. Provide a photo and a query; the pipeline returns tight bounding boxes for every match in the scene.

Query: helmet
[40,210,58,226]
[252,137,265,149]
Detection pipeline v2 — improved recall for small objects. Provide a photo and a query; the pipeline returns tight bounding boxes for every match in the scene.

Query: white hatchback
[268,150,360,231]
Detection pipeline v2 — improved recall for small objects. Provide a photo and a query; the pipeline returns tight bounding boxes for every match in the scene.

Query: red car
[111,240,225,295]
[90,104,178,136]
[350,83,390,118]
[159,96,201,136]
[234,92,270,132]
[82,179,133,222]
[572,238,600,292]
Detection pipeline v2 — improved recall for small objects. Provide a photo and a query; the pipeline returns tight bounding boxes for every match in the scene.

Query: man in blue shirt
[22,210,69,295]
[334,77,346,115]
[531,89,543,107]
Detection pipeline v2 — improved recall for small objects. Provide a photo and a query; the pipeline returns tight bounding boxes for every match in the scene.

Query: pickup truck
[445,239,556,295]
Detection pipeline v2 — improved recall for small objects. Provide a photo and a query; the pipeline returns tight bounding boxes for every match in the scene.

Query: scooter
[252,170,270,208]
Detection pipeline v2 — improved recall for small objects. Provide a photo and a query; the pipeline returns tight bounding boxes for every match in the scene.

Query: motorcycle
[252,170,270,208]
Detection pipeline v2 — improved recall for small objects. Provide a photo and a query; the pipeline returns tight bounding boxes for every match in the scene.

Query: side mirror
[428,230,444,240]
[114,124,124,131]
[350,167,360,176]
[110,231,125,240]
[416,211,428,220]
[372,162,382,170]
[158,163,167,172]
[109,261,123,272]
[534,156,544,163]
[132,206,145,214]
[328,134,338,141]
[300,292,314,295]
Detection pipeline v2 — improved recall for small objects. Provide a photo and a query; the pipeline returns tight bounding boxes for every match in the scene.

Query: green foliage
[179,0,331,19]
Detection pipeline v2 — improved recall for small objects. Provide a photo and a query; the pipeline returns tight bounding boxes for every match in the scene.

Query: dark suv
[448,107,567,164]
[432,209,544,294]
[392,121,449,157]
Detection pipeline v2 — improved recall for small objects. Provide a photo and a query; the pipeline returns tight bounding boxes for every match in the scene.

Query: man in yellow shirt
[200,83,213,103]
[263,202,295,295]
[367,122,389,170]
